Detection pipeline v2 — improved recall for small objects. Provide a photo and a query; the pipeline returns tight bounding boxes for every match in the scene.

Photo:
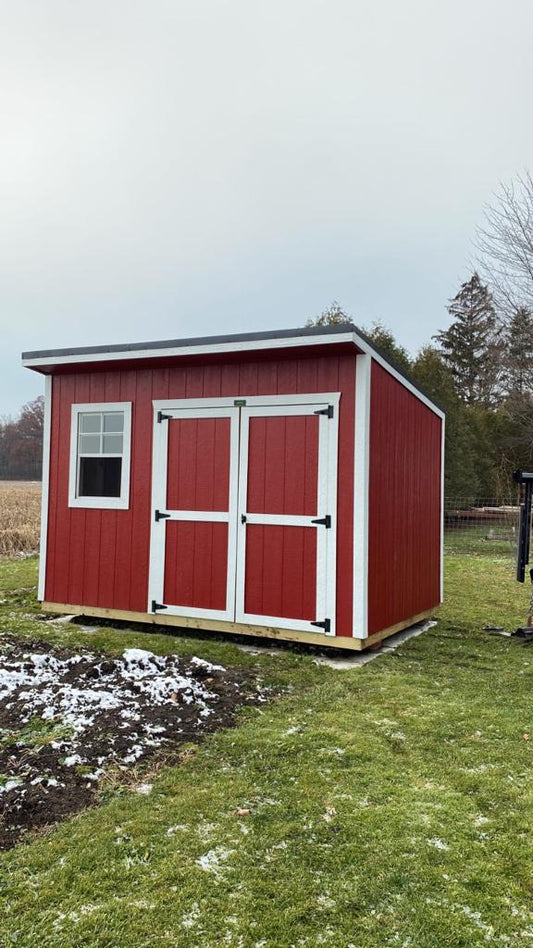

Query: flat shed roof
[22,323,444,417]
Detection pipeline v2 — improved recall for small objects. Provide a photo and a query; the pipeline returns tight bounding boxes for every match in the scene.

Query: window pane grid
[76,410,125,499]
[78,413,124,458]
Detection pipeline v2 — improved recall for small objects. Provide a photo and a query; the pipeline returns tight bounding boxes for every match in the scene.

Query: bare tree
[306,300,352,327]
[475,172,533,314]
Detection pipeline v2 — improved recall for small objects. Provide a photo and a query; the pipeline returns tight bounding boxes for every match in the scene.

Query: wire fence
[444,499,520,559]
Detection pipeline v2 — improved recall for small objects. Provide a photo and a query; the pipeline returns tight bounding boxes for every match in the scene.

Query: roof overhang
[22,323,444,418]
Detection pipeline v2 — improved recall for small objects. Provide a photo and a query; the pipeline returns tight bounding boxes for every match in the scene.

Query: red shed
[22,324,444,650]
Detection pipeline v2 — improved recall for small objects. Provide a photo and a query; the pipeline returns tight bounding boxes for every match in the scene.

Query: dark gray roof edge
[22,322,444,415]
[21,323,354,361]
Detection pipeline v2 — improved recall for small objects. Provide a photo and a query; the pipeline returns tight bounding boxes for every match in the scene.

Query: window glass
[102,434,123,454]
[79,457,122,497]
[80,413,102,433]
[79,434,101,454]
[103,413,124,432]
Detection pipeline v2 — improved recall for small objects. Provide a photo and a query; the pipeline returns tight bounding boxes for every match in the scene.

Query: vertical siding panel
[53,375,75,604]
[368,362,442,636]
[67,373,91,604]
[114,369,137,609]
[128,368,153,612]
[97,372,121,607]
[256,360,278,395]
[82,374,104,606]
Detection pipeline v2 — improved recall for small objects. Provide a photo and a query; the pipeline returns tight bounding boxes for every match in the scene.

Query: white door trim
[352,354,371,639]
[153,393,341,412]
[235,401,338,635]
[148,405,240,621]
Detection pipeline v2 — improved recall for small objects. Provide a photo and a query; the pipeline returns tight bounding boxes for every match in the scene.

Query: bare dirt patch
[0,635,268,849]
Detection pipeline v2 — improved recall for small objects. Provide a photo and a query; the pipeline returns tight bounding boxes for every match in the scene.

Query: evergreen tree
[411,346,478,500]
[360,321,412,375]
[435,273,502,407]
[502,307,533,396]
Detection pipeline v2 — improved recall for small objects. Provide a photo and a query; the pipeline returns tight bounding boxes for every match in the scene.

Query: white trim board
[22,329,444,420]
[37,376,52,601]
[152,393,341,411]
[352,353,371,639]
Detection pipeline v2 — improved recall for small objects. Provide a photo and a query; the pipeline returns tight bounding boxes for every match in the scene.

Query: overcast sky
[1,0,532,415]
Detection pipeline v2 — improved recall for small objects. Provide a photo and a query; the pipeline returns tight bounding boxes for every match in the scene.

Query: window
[69,403,132,509]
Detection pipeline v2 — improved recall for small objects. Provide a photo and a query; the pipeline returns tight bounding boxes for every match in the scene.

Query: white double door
[148,395,338,635]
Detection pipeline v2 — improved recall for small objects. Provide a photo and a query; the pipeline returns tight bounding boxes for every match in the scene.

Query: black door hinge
[314,405,334,418]
[155,509,171,522]
[311,618,331,634]
[241,513,247,524]
[157,411,172,423]
[311,515,331,528]
[151,600,168,612]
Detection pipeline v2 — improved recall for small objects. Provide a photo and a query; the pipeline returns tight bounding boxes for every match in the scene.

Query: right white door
[235,402,338,635]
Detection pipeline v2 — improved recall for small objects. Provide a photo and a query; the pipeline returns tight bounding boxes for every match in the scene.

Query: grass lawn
[0,553,532,947]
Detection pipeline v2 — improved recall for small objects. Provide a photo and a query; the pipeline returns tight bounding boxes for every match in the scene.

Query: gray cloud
[1,0,531,414]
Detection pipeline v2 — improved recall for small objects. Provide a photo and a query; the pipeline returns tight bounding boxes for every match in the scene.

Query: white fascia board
[22,331,356,369]
[23,327,444,420]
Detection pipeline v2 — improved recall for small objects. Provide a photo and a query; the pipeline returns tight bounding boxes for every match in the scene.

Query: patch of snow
[191,656,225,672]
[63,754,84,767]
[134,783,153,795]
[196,847,234,877]
[0,778,22,794]
[427,837,449,851]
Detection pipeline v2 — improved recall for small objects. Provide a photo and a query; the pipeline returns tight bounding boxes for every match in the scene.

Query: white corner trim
[68,402,132,510]
[353,354,371,638]
[440,413,446,603]
[37,376,52,601]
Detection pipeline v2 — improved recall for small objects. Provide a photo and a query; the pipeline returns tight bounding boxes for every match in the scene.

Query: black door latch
[155,510,171,522]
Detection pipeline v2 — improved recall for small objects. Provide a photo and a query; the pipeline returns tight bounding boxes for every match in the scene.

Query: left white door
[148,406,240,621]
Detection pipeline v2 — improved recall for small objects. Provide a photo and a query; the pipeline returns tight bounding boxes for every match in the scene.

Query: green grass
[0,554,532,946]
[444,525,517,558]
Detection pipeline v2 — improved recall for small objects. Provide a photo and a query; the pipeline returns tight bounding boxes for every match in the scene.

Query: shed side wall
[367,361,442,636]
[45,354,356,636]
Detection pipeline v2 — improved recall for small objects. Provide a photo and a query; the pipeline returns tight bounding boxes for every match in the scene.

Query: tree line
[310,280,533,503]
[0,397,44,480]
[3,173,532,500]
[310,172,533,504]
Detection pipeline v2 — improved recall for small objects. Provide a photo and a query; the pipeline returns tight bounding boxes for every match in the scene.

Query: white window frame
[68,402,132,510]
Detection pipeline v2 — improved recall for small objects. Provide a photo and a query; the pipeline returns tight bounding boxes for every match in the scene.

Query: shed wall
[367,361,442,636]
[45,354,356,636]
